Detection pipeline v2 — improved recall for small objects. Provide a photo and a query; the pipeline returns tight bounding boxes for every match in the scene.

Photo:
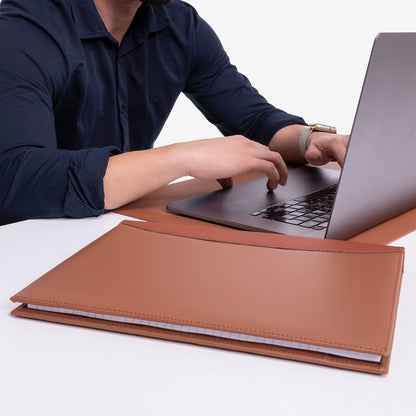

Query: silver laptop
[167,33,416,240]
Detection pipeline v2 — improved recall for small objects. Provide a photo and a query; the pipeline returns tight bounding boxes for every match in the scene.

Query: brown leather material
[11,221,404,374]
[347,207,416,243]
[115,169,415,244]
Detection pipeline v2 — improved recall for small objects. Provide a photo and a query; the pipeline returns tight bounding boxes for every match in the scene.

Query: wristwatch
[299,124,337,157]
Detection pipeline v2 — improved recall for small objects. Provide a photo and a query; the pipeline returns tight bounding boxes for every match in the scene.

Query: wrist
[299,124,337,156]
[269,124,306,163]
[166,142,191,178]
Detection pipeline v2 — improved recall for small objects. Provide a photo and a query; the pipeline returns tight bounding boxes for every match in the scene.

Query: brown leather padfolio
[11,221,405,374]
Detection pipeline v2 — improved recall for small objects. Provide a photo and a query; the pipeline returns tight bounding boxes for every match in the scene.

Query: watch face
[312,124,337,134]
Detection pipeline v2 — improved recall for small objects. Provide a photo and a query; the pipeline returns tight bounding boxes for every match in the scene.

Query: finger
[266,150,288,185]
[217,177,233,189]
[305,144,331,166]
[253,144,288,185]
[330,137,348,167]
[253,159,281,191]
[306,135,349,167]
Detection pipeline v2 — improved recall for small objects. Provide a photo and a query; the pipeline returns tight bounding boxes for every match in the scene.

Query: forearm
[103,144,186,210]
[268,124,306,164]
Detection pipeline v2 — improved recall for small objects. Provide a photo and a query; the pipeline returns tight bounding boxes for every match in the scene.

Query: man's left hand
[305,132,350,167]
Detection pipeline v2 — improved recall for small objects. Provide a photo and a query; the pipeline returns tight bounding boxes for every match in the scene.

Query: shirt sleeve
[0,17,118,225]
[183,12,306,145]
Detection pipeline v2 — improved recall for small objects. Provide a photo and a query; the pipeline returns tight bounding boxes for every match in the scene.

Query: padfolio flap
[11,221,405,374]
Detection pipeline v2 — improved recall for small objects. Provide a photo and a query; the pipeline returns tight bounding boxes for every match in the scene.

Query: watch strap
[299,126,313,157]
[299,124,337,157]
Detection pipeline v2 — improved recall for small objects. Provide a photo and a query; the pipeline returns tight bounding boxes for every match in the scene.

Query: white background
[1,1,416,415]
[156,0,416,147]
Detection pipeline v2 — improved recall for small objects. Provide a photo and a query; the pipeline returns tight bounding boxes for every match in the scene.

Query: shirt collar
[70,0,108,39]
[70,0,170,41]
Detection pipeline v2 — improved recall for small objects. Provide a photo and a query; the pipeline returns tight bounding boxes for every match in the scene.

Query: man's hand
[305,132,350,167]
[182,135,288,191]
[269,124,349,167]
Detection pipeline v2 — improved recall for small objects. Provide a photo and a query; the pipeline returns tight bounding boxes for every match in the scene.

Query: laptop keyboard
[250,185,337,231]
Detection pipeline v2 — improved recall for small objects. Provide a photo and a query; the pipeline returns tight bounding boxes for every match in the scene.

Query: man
[0,0,348,225]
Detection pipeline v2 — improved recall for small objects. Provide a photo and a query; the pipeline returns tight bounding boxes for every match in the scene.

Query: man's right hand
[179,135,288,192]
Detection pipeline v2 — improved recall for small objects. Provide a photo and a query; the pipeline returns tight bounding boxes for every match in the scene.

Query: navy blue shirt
[0,0,305,225]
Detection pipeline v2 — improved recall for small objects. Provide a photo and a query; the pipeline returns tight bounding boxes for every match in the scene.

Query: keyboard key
[284,219,304,225]
[293,216,310,222]
[304,213,319,219]
[299,220,321,228]
[281,214,297,220]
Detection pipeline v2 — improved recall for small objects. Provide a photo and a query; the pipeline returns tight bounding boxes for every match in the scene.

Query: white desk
[1,213,415,415]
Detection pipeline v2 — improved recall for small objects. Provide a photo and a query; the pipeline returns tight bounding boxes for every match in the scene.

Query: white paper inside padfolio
[27,304,381,362]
